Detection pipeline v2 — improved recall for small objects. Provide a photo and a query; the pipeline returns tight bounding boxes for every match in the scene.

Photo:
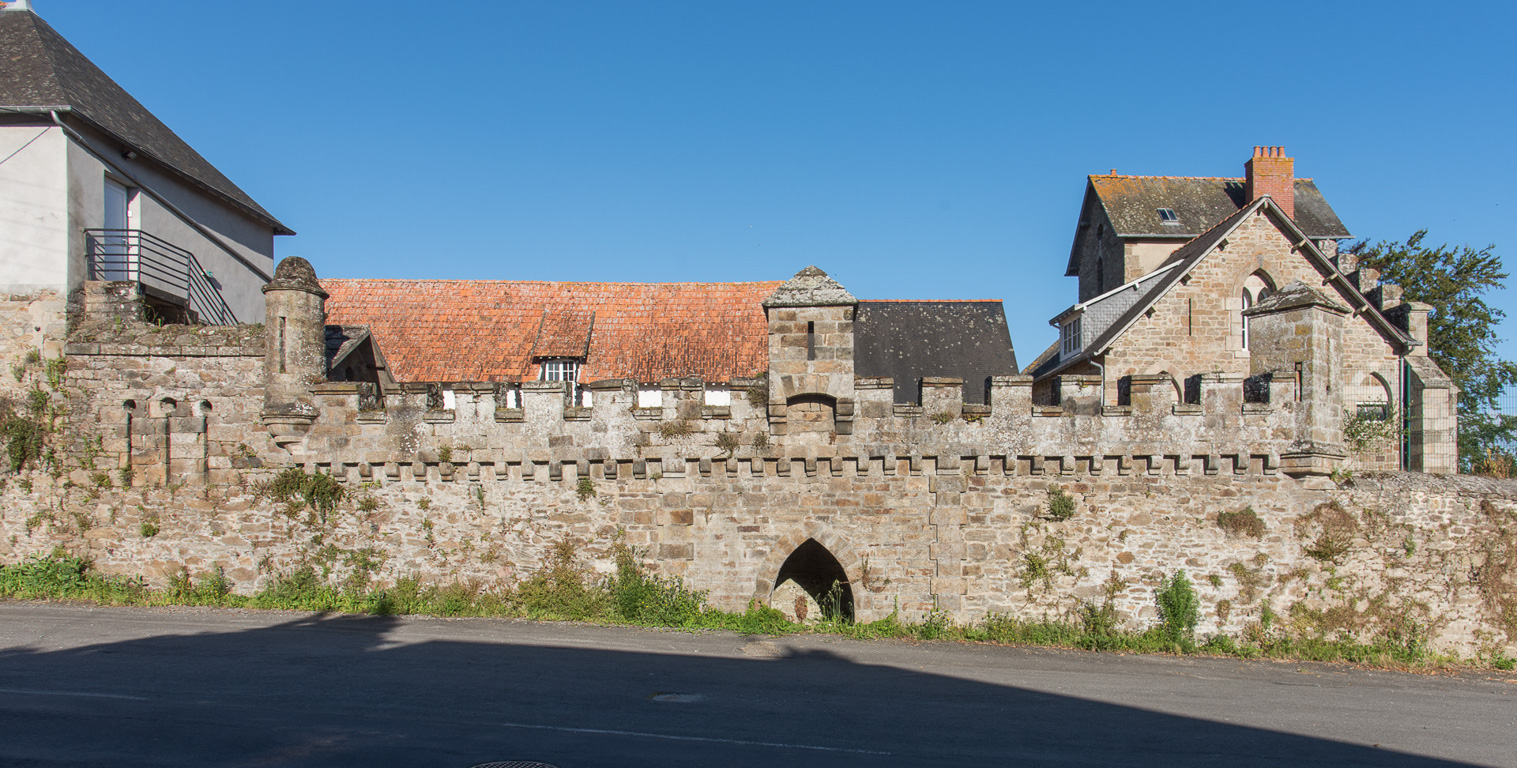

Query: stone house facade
[1030,149,1457,474]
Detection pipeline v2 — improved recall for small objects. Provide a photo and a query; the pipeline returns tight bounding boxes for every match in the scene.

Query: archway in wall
[785,393,836,438]
[773,538,854,621]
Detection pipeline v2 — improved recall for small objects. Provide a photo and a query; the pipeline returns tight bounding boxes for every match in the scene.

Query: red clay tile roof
[322,279,782,383]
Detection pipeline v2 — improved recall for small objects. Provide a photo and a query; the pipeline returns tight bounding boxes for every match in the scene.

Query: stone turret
[762,266,857,437]
[1243,280,1347,477]
[261,257,328,448]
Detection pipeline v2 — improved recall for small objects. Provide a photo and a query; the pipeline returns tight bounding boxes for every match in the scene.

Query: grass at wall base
[2,544,1511,672]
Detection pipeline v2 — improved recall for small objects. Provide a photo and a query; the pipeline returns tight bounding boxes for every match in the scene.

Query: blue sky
[35,0,1517,363]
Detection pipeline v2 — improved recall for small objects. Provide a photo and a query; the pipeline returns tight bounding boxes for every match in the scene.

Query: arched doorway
[773,538,854,621]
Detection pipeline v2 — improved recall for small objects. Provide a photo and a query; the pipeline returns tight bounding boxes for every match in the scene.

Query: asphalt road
[0,602,1512,767]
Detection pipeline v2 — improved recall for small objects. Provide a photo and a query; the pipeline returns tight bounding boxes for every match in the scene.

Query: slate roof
[322,279,782,383]
[0,9,292,234]
[325,325,375,371]
[854,300,1017,404]
[1067,175,1347,276]
[1036,197,1411,381]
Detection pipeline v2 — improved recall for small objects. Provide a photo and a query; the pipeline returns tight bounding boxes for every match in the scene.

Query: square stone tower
[1243,280,1348,476]
[762,266,857,436]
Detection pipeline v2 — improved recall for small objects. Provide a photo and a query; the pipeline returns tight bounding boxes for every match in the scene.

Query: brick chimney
[1244,146,1294,220]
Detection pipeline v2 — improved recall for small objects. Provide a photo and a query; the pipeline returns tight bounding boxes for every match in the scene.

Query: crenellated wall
[0,260,1504,659]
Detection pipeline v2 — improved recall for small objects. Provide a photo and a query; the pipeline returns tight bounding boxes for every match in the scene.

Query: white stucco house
[0,0,291,342]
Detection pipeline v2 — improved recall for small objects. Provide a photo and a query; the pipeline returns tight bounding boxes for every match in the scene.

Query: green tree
[1348,231,1517,470]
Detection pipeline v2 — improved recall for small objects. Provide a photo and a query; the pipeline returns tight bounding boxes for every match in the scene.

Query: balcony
[84,229,237,325]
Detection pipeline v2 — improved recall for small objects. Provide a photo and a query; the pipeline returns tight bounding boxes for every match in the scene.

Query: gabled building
[1065,147,1350,302]
[1032,148,1458,473]
[0,2,290,359]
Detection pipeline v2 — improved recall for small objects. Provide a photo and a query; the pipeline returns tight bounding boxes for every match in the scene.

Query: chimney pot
[1244,146,1295,220]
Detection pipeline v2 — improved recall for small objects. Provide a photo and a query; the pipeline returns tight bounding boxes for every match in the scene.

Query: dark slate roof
[0,10,292,234]
[325,325,373,370]
[1022,339,1060,377]
[1038,197,1411,381]
[854,301,1018,404]
[1067,175,1347,276]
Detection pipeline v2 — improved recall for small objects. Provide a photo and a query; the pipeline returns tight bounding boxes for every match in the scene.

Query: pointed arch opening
[773,538,854,621]
[1240,271,1277,350]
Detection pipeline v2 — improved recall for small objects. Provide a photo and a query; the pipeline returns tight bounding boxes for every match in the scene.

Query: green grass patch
[0,546,1502,670]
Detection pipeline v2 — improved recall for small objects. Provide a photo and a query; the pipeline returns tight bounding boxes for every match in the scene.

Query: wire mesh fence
[1496,391,1517,452]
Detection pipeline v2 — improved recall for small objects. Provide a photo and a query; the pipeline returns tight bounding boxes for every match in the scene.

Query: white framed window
[539,359,580,383]
[637,386,663,408]
[704,386,731,406]
[1061,317,1082,357]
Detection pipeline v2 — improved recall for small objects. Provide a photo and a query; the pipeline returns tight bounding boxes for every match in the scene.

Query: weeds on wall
[1044,486,1076,521]
[575,477,596,502]
[1156,569,1201,648]
[0,544,1505,670]
[656,420,695,439]
[1343,406,1401,455]
[258,468,345,519]
[744,373,768,410]
[714,432,740,458]
[1477,448,1515,479]
[1297,501,1358,564]
[1217,507,1267,538]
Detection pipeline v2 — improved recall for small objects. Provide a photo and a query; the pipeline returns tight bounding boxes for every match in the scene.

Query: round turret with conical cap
[262,257,327,434]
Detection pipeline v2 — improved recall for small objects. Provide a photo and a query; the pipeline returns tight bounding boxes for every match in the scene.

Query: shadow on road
[0,610,1490,767]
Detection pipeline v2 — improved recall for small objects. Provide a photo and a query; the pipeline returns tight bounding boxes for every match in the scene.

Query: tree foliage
[1348,231,1517,470]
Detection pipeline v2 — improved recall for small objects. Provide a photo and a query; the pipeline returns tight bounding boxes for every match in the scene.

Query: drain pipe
[49,109,272,284]
[1091,357,1108,411]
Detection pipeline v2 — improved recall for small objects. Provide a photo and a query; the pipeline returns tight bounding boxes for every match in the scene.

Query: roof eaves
[1065,181,1099,277]
[64,110,296,235]
[1254,202,1412,351]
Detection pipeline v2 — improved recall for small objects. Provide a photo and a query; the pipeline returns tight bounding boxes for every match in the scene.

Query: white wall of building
[63,121,278,323]
[0,123,68,292]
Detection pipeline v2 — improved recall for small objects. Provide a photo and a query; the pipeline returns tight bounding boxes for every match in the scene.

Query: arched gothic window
[1240,272,1276,350]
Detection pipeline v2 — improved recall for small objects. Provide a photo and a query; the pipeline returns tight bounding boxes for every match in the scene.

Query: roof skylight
[1157,208,1180,224]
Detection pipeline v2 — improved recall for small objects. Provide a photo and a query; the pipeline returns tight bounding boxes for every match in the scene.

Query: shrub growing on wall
[1156,569,1200,647]
[1045,486,1075,521]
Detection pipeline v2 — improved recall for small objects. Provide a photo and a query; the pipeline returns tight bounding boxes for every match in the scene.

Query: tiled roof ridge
[859,298,1002,303]
[1091,174,1315,181]
[321,278,783,288]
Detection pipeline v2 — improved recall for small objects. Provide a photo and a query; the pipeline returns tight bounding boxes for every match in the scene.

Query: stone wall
[0,265,1500,659]
[1,445,1513,656]
[0,289,66,386]
[59,319,269,487]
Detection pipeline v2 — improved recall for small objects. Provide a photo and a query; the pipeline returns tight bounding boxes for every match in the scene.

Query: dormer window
[1157,208,1180,225]
[539,358,580,383]
[1061,316,1082,357]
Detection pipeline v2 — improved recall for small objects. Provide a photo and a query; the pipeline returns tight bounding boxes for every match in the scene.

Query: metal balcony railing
[84,229,237,325]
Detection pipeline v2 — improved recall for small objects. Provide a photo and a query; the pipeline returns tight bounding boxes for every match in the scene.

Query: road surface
[0,602,1512,766]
